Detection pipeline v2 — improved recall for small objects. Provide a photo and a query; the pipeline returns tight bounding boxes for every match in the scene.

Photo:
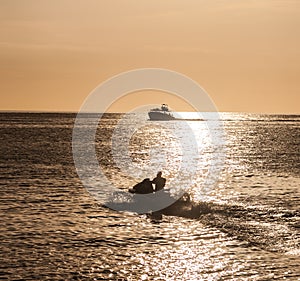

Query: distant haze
[0,0,299,113]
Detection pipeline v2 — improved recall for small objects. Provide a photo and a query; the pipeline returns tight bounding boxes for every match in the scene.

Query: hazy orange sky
[0,0,299,113]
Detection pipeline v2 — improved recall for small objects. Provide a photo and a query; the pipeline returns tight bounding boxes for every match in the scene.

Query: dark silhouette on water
[129,178,153,194]
[126,172,200,219]
[152,171,166,192]
[129,172,167,194]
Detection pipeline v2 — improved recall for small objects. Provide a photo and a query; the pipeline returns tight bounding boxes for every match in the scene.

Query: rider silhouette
[152,171,166,192]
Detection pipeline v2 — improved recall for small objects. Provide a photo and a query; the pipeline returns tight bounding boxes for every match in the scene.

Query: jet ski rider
[152,171,166,192]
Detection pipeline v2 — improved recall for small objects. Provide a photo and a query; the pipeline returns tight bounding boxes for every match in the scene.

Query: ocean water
[0,112,299,280]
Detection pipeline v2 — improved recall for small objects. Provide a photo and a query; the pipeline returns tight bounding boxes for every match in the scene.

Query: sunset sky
[0,0,299,113]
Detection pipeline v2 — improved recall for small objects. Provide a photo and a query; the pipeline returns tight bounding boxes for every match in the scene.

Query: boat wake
[195,202,300,254]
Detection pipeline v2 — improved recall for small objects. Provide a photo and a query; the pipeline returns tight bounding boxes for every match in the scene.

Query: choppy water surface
[0,112,299,280]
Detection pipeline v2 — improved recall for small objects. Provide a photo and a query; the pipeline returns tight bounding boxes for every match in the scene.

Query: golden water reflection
[94,213,294,280]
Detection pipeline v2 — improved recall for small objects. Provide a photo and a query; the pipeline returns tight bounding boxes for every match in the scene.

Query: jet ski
[105,182,203,219]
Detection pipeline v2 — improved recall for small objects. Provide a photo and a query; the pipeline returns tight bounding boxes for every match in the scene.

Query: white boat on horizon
[148,104,176,121]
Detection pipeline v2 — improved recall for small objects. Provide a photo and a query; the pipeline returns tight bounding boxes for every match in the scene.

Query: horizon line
[0,110,299,115]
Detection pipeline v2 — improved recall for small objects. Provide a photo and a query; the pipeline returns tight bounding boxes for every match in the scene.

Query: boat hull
[105,191,203,219]
[148,111,176,120]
